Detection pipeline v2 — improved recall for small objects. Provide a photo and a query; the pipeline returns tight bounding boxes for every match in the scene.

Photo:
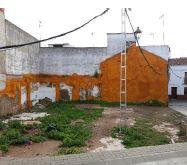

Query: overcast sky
[0,0,187,58]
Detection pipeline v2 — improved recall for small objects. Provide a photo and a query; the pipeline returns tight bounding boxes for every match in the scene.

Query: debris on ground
[90,137,124,152]
[153,122,180,141]
[70,119,84,125]
[34,97,52,109]
[22,120,41,125]
[4,112,49,123]
[115,117,135,126]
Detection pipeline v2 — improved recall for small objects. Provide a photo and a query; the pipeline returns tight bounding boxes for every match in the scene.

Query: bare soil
[5,140,60,158]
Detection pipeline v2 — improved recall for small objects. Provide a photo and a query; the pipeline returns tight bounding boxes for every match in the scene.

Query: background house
[169,58,187,100]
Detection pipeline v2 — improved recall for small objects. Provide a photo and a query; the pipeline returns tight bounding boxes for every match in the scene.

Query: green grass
[111,118,170,148]
[0,102,103,155]
[63,99,166,107]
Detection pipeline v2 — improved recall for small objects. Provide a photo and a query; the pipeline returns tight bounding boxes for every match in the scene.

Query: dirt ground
[4,104,187,157]
[6,140,60,157]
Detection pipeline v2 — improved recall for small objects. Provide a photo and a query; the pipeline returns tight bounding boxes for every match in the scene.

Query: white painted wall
[39,47,107,75]
[5,20,39,75]
[142,45,170,60]
[21,86,27,106]
[168,65,187,95]
[30,86,56,106]
[107,33,135,56]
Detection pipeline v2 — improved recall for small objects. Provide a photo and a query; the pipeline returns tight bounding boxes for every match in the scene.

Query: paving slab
[0,142,187,165]
[169,100,187,116]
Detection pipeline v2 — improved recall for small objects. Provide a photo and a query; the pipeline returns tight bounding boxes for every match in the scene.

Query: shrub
[93,70,99,78]
[47,130,65,140]
[8,120,22,129]
[112,125,170,148]
[8,120,26,133]
[3,129,21,141]
[0,120,6,130]
[58,147,83,155]
[29,135,46,143]
[0,144,9,154]
[145,100,165,107]
[0,135,9,145]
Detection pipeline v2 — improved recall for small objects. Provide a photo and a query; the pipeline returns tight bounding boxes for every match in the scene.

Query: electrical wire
[125,9,166,75]
[168,65,182,78]
[0,8,109,50]
[125,9,183,79]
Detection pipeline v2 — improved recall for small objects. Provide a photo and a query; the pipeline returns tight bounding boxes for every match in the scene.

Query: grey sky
[0,0,187,58]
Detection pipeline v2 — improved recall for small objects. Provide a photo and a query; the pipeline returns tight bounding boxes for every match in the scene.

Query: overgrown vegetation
[0,103,103,155]
[112,118,170,148]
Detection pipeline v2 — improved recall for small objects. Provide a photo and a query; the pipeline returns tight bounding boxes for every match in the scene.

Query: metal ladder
[119,8,127,133]
[120,8,127,111]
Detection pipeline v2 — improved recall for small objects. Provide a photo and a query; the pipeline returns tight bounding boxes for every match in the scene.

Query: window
[184,72,187,84]
[184,87,187,95]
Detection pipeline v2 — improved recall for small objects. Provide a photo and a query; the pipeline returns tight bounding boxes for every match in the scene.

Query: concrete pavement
[169,100,187,116]
[0,142,187,165]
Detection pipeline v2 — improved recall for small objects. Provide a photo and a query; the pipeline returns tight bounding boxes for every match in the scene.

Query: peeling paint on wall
[0,45,168,115]
[30,83,56,106]
[21,86,27,108]
[0,74,6,90]
[59,83,73,101]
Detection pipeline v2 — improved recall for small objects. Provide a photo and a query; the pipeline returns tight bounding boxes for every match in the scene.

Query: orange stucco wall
[100,44,168,103]
[0,45,168,111]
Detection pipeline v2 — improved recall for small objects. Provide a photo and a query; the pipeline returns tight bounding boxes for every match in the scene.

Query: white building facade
[168,58,187,100]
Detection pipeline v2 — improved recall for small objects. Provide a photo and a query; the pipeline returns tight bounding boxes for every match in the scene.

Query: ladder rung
[121,91,126,94]
[121,53,126,55]
[121,66,126,68]
[120,104,127,106]
[121,79,126,81]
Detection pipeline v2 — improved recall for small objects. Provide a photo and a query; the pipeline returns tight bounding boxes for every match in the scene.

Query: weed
[112,117,170,148]
[0,120,6,130]
[29,135,46,143]
[0,144,9,154]
[58,147,83,155]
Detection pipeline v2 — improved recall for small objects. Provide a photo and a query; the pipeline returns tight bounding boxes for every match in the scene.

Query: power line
[125,9,183,79]
[0,8,109,50]
[125,9,166,75]
[168,65,182,78]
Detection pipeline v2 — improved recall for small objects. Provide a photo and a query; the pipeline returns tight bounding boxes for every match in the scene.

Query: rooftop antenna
[159,14,165,45]
[91,32,95,47]
[39,20,42,40]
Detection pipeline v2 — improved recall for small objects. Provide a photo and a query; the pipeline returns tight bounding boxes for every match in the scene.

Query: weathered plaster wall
[142,45,170,61]
[0,45,168,115]
[0,9,7,93]
[101,45,168,103]
[39,47,107,75]
[107,33,135,56]
[5,20,39,75]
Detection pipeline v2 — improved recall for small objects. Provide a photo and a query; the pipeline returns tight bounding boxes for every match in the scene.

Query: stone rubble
[153,122,180,141]
[90,137,124,152]
[4,112,49,123]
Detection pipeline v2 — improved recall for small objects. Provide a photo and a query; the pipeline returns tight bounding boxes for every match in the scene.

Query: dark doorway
[171,87,177,99]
